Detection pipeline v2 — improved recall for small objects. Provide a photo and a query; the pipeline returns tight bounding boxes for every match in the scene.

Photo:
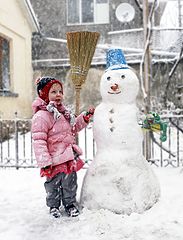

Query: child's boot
[50,207,61,218]
[65,204,79,217]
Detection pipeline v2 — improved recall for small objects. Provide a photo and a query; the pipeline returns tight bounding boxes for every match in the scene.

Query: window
[82,0,94,23]
[96,0,107,3]
[0,36,10,91]
[67,0,109,25]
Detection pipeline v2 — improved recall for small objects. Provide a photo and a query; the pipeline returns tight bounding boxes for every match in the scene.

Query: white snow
[0,167,183,240]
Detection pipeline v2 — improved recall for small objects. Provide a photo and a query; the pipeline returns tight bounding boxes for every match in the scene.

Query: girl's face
[48,83,63,105]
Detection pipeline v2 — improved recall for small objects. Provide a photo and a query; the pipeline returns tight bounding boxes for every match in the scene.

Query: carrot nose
[111,83,119,91]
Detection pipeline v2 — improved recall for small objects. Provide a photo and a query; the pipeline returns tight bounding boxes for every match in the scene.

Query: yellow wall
[0,0,34,119]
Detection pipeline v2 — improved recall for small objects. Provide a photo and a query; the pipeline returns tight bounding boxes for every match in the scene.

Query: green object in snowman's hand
[141,112,167,142]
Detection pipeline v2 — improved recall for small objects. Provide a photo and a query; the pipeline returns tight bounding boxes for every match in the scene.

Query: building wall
[0,0,34,119]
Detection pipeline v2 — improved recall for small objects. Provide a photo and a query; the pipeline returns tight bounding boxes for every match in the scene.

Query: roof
[17,0,40,32]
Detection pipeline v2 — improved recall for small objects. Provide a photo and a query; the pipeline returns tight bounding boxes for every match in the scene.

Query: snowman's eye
[107,76,111,81]
[121,75,125,79]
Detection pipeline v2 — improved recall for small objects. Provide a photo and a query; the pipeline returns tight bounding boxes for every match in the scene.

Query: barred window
[0,36,10,91]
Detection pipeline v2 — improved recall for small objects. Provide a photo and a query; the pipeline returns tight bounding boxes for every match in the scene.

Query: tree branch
[163,42,183,107]
[169,42,183,78]
[134,0,143,11]
[169,117,183,134]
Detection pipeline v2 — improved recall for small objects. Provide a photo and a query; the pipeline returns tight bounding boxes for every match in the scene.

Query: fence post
[177,118,180,167]
[15,112,19,169]
[0,116,2,165]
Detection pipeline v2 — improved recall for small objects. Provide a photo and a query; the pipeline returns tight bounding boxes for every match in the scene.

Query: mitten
[40,165,52,178]
[83,107,95,123]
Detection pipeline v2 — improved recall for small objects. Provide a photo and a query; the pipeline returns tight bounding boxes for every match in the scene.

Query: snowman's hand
[83,107,95,123]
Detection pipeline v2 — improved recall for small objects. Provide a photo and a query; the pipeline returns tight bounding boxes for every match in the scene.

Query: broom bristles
[66,31,100,87]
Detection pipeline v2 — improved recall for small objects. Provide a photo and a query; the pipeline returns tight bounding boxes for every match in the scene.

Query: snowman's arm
[159,122,168,142]
[137,110,146,125]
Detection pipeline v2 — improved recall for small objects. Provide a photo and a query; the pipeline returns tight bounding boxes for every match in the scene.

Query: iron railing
[149,110,183,167]
[0,110,182,169]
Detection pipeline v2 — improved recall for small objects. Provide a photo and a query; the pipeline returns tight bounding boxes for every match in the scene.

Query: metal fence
[0,118,35,169]
[0,110,182,169]
[148,110,183,167]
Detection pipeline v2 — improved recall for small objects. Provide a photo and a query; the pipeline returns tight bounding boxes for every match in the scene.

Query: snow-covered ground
[0,166,183,240]
[0,118,183,239]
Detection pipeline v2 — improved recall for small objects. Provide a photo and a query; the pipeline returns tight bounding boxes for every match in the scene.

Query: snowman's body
[81,67,160,214]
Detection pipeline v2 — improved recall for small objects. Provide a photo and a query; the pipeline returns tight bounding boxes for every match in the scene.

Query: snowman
[80,49,160,215]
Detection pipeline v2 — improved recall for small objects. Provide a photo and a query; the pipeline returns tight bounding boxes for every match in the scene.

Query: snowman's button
[110,127,115,132]
[109,117,114,123]
[109,108,114,114]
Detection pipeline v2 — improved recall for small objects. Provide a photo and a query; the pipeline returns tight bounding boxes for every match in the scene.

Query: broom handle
[75,86,81,116]
[75,86,81,117]
[75,86,81,144]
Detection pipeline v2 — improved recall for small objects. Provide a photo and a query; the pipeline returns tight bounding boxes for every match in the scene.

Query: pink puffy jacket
[31,98,87,168]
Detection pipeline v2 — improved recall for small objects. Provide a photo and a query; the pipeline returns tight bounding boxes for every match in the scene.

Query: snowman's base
[81,198,159,215]
[80,153,160,215]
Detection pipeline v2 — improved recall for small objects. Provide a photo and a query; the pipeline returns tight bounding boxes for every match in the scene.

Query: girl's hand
[87,107,95,115]
[83,107,95,123]
[40,165,52,178]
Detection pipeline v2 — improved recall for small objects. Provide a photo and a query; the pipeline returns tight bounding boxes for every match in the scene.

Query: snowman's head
[100,68,139,104]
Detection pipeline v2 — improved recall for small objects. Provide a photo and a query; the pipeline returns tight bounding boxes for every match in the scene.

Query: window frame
[67,0,109,25]
[0,34,18,97]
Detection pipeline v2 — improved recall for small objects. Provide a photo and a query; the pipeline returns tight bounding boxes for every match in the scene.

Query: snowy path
[0,167,183,240]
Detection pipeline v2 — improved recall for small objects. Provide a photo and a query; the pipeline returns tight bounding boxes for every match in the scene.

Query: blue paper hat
[106,49,128,71]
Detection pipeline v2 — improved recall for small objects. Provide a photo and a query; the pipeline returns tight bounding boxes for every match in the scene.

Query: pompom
[35,78,41,85]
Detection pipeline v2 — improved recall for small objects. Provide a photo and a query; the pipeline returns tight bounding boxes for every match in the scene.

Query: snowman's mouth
[108,91,121,94]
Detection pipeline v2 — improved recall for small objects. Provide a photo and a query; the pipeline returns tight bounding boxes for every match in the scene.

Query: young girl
[31,76,94,218]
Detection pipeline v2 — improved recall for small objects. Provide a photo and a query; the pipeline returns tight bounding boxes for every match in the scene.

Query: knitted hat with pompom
[35,76,63,103]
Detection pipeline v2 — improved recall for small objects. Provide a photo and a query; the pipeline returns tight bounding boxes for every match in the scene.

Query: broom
[66,31,100,116]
